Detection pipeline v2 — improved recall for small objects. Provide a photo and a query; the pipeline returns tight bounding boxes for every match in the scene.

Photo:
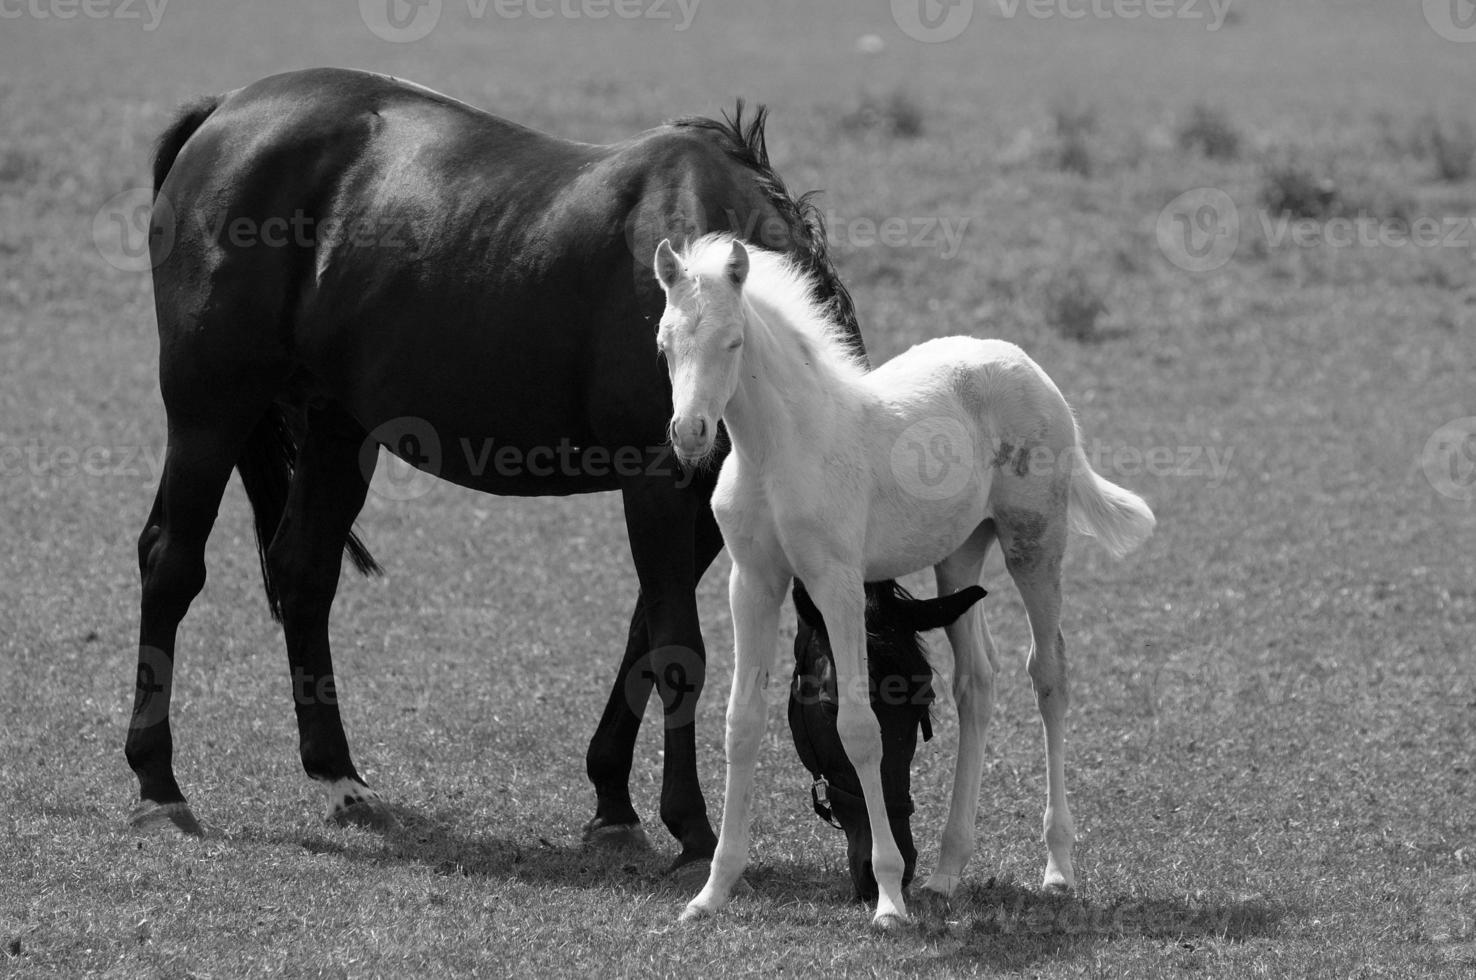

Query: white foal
[654,235,1155,926]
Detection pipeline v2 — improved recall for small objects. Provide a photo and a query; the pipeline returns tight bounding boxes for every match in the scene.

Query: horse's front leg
[808,567,910,926]
[680,560,786,921]
[615,473,721,868]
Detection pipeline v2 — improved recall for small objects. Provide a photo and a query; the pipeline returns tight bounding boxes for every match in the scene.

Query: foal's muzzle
[670,414,713,463]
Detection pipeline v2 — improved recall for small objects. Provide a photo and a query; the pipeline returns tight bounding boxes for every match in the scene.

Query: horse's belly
[863,487,990,580]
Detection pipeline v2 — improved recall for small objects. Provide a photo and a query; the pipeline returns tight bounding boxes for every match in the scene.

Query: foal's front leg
[809,570,910,925]
[680,561,786,921]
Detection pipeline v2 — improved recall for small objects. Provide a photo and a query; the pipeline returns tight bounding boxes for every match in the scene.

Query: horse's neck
[724,300,855,468]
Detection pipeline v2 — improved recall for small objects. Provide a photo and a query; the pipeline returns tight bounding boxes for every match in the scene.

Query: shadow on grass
[236,804,1284,966]
[237,801,724,899]
[896,877,1285,973]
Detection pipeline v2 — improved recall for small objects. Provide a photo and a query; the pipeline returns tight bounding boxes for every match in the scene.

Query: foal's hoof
[1041,870,1075,895]
[871,911,910,931]
[128,801,204,837]
[328,798,400,832]
[581,820,652,853]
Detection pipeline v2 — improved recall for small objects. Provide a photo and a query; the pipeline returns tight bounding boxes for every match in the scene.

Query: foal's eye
[725,338,743,351]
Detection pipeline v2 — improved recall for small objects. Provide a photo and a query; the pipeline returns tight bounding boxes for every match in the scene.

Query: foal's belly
[862,474,992,580]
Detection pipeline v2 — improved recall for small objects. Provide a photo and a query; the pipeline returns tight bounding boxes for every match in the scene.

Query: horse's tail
[152,95,222,198]
[235,405,382,623]
[1066,438,1156,558]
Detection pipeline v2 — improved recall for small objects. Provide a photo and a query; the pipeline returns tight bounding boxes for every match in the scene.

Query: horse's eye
[726,338,743,351]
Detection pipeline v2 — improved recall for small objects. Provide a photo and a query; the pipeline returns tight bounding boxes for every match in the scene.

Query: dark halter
[789,670,933,830]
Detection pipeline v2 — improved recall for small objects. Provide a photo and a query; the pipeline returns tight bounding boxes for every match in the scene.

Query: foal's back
[855,337,1078,576]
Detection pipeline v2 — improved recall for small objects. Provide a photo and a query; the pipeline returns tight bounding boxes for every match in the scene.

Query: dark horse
[128,67,967,871]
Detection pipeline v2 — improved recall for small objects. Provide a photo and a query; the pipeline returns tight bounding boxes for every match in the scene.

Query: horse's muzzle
[670,414,714,463]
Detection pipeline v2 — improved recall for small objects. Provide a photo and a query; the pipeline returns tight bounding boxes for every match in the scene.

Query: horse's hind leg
[128,413,270,833]
[997,500,1075,892]
[921,521,999,900]
[266,403,387,827]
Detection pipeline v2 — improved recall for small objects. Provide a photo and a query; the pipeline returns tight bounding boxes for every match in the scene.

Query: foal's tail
[236,406,382,623]
[152,94,223,198]
[1066,440,1156,559]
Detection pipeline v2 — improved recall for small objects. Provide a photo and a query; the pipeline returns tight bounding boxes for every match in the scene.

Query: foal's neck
[723,298,858,467]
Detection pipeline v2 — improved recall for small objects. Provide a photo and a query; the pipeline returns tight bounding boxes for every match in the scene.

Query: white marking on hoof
[324,778,383,823]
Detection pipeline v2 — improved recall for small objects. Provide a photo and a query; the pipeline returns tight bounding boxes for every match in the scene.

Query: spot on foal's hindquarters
[995,504,1052,570]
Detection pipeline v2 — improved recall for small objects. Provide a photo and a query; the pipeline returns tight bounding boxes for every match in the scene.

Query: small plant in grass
[1042,265,1108,342]
[1176,103,1241,160]
[1259,158,1340,220]
[1430,118,1475,182]
[1051,100,1098,177]
[841,35,924,140]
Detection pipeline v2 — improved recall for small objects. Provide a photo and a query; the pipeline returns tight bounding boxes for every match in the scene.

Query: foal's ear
[894,585,988,632]
[725,239,749,289]
[654,239,684,291]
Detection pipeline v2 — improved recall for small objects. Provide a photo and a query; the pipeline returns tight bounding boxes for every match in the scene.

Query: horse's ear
[654,239,683,291]
[892,585,987,632]
[792,581,826,634]
[725,239,749,289]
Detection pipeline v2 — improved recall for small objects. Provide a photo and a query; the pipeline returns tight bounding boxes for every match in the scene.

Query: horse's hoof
[919,873,963,900]
[582,821,652,852]
[328,798,400,831]
[678,902,710,923]
[871,911,910,931]
[666,857,712,891]
[1041,875,1074,896]
[128,801,204,837]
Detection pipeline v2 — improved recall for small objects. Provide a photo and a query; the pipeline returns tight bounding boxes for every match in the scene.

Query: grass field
[2,0,1474,976]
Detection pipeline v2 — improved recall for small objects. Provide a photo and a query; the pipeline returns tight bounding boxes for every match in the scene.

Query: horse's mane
[681,234,867,382]
[670,103,864,365]
[794,580,936,683]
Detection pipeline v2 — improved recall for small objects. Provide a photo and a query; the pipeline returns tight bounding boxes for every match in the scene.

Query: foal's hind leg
[266,404,387,827]
[921,522,999,900]
[997,503,1075,892]
[128,416,269,833]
